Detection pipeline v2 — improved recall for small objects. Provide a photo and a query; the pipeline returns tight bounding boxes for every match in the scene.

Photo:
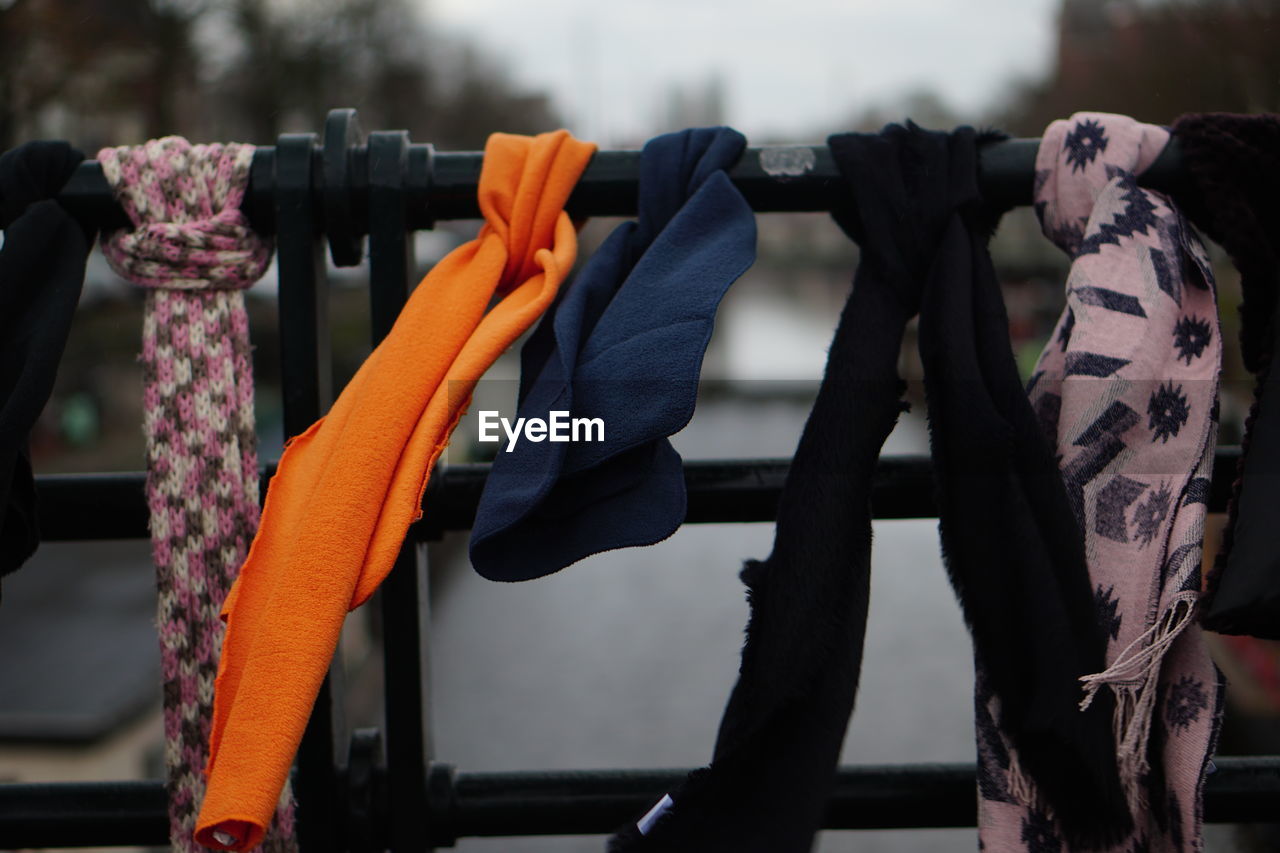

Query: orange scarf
[195,130,596,851]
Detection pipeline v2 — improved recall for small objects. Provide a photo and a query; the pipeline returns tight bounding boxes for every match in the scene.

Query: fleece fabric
[610,122,1123,853]
[194,130,595,851]
[470,126,754,581]
[1172,112,1280,639]
[987,112,1224,852]
[0,142,89,590]
[97,137,297,853]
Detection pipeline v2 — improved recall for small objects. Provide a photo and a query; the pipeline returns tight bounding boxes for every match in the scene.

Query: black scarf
[1172,112,1280,638]
[0,142,90,591]
[609,123,1129,852]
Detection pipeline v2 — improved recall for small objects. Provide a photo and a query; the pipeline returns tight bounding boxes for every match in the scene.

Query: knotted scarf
[865,123,1128,848]
[612,122,1124,853]
[470,126,755,581]
[0,142,90,590]
[983,112,1223,852]
[195,130,595,851]
[97,137,297,853]
[1172,112,1280,638]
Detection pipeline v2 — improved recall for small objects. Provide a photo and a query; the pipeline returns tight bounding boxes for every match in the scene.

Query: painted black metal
[0,780,170,847]
[366,127,434,853]
[56,136,1188,229]
[426,763,460,848]
[274,130,347,853]
[30,447,1244,542]
[324,108,367,267]
[3,757,1277,848]
[344,728,387,853]
[7,110,1260,852]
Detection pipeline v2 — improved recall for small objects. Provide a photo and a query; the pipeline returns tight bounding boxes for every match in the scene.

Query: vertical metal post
[274,131,347,853]
[367,129,436,851]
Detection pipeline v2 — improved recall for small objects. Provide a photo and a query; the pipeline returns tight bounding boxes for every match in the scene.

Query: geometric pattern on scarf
[978,113,1225,852]
[97,137,297,853]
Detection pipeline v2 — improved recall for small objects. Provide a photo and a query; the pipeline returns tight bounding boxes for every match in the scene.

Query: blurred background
[2,0,1280,850]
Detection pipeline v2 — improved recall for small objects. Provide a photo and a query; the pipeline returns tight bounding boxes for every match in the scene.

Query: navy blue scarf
[470,127,755,581]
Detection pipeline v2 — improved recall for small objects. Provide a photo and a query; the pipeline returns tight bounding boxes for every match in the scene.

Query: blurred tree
[426,39,559,148]
[998,0,1280,135]
[208,0,441,142]
[1,0,560,149]
[0,0,208,148]
[842,89,961,134]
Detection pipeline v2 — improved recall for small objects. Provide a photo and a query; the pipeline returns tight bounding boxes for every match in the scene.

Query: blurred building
[657,76,727,135]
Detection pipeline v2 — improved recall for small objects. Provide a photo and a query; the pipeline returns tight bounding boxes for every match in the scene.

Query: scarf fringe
[1006,751,1050,817]
[1078,591,1199,814]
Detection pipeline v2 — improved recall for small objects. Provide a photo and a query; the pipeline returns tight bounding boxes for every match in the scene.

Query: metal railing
[0,108,1273,852]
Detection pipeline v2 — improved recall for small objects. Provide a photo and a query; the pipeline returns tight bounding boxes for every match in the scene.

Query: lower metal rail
[1,757,1276,848]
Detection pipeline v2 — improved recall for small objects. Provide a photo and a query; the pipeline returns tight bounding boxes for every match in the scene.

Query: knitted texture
[97,137,297,853]
[1171,114,1280,376]
[1171,113,1280,637]
[977,113,1224,852]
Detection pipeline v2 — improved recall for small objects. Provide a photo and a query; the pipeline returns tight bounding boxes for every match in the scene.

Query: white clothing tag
[636,793,674,835]
[212,830,240,848]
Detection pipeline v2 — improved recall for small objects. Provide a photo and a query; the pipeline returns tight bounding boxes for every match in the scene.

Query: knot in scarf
[980,111,1224,853]
[478,131,594,294]
[1035,116,1170,257]
[837,123,1133,849]
[197,129,595,852]
[832,122,987,318]
[611,123,1123,853]
[97,136,294,853]
[98,137,270,290]
[471,126,755,581]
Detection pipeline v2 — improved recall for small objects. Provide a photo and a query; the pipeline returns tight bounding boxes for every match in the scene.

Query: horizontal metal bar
[33,468,273,541]
[0,780,168,847]
[440,756,1280,839]
[55,136,1187,233]
[439,764,978,839]
[1,756,1274,848]
[33,448,1243,542]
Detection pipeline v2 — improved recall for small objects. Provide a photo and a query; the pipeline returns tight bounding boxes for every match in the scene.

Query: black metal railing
[0,108,1273,851]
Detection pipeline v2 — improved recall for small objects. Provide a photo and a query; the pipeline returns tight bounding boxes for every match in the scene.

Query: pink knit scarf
[978,113,1224,852]
[98,137,298,853]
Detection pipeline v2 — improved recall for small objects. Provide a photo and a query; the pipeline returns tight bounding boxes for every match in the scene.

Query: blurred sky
[427,0,1061,144]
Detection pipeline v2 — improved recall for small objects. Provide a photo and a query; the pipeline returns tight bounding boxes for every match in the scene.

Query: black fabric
[0,142,90,590]
[839,124,1128,848]
[1172,112,1280,638]
[608,123,1128,852]
[606,149,904,853]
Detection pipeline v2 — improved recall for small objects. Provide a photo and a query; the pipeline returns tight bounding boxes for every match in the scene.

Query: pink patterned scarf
[978,112,1224,852]
[98,137,298,853]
